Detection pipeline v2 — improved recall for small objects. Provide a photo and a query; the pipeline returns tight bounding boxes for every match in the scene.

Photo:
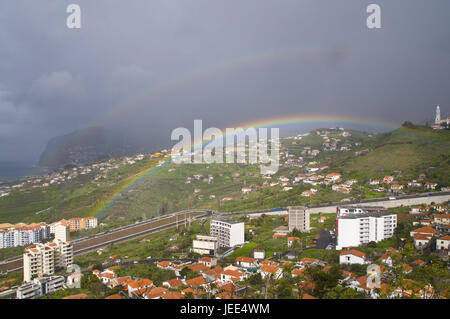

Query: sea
[0,161,43,183]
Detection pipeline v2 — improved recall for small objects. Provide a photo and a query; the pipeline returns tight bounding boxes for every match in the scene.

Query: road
[0,209,214,274]
[223,191,450,216]
[315,228,333,249]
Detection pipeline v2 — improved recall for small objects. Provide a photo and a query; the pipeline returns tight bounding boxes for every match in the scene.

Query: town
[0,116,449,299]
[0,200,448,299]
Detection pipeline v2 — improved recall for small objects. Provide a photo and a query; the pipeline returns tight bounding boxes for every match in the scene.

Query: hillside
[38,126,142,169]
[1,125,448,234]
[330,125,450,185]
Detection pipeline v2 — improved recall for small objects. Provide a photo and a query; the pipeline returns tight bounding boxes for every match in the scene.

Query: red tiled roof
[411,226,438,235]
[260,265,279,274]
[302,293,318,299]
[185,276,207,287]
[128,278,153,289]
[63,293,88,299]
[145,287,168,299]
[163,291,184,299]
[235,256,255,264]
[187,263,209,272]
[165,278,183,288]
[340,249,366,259]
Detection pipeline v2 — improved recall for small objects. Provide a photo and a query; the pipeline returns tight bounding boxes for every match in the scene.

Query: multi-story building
[16,276,65,299]
[23,239,73,282]
[192,235,218,255]
[54,222,70,242]
[210,217,245,248]
[0,224,50,249]
[68,217,98,232]
[335,206,397,250]
[288,206,310,232]
[84,217,98,229]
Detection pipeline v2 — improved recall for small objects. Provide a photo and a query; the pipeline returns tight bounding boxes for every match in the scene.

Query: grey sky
[0,0,449,161]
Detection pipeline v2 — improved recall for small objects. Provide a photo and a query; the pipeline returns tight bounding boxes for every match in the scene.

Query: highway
[222,191,450,216]
[0,209,214,274]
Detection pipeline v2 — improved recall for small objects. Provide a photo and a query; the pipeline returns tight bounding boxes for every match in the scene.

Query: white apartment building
[23,239,73,282]
[336,206,397,250]
[210,217,245,248]
[192,235,218,255]
[288,206,310,232]
[16,276,65,299]
[54,223,71,242]
[84,217,98,229]
[0,224,50,249]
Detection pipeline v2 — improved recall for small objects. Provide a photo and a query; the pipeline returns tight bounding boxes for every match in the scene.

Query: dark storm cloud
[0,0,449,161]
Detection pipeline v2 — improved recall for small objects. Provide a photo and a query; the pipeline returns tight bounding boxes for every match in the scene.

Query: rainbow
[93,113,400,218]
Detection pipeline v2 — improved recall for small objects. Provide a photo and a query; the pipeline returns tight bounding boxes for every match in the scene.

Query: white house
[339,250,367,265]
[235,256,255,268]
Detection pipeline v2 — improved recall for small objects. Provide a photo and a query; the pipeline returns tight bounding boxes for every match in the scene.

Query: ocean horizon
[0,161,40,182]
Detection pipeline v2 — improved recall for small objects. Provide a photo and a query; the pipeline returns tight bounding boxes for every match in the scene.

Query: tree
[180,267,198,280]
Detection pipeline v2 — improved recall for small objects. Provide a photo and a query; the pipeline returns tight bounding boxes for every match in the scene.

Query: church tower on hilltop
[435,105,441,124]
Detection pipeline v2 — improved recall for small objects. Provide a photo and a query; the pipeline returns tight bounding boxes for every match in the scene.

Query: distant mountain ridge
[38,126,143,169]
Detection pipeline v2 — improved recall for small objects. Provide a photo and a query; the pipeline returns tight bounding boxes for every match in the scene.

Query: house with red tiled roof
[220,269,245,284]
[127,279,153,298]
[185,275,207,288]
[383,176,394,184]
[436,235,450,255]
[199,257,217,268]
[299,281,317,294]
[108,276,132,289]
[187,262,209,273]
[339,250,367,265]
[163,291,184,299]
[299,258,318,266]
[410,226,438,248]
[413,233,434,249]
[217,282,237,293]
[163,278,183,289]
[143,286,168,299]
[105,294,122,299]
[235,256,255,268]
[202,265,223,282]
[98,270,117,284]
[287,237,300,248]
[378,252,393,267]
[259,265,282,280]
[157,260,171,269]
[260,260,280,268]
[291,268,306,277]
[216,291,242,299]
[411,259,425,267]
